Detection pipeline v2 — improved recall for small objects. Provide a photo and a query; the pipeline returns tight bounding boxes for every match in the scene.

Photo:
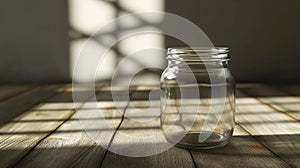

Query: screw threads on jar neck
[166,47,230,69]
[166,47,230,62]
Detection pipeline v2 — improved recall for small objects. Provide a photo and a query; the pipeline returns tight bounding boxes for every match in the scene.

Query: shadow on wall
[69,0,165,84]
[0,0,299,83]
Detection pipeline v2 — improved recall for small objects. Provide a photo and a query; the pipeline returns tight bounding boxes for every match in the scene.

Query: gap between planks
[13,84,129,168]
[238,84,300,122]
[0,84,65,125]
[3,84,299,168]
[0,84,73,167]
[100,87,196,168]
[236,87,300,167]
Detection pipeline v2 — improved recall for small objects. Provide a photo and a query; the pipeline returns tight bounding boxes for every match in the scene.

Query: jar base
[166,131,233,150]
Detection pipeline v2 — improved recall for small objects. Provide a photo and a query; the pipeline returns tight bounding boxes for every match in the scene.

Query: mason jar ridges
[160,47,235,149]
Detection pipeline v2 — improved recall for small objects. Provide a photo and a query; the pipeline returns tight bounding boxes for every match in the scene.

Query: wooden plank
[236,91,300,135]
[191,125,289,168]
[238,84,300,121]
[0,84,64,125]
[4,84,299,167]
[14,114,106,168]
[131,85,288,167]
[233,124,251,136]
[131,84,294,167]
[277,84,300,120]
[253,134,300,168]
[101,85,292,167]
[278,84,300,96]
[236,89,300,167]
[102,147,195,168]
[0,85,36,102]
[0,88,79,167]
[101,88,195,168]
[13,86,127,168]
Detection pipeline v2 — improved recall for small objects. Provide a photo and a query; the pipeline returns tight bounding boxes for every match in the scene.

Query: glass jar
[160,47,235,149]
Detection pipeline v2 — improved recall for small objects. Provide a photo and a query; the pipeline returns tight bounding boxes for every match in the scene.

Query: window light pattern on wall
[69,0,165,84]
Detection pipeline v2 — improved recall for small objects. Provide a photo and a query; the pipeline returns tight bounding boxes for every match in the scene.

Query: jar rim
[167,47,230,61]
[167,47,229,54]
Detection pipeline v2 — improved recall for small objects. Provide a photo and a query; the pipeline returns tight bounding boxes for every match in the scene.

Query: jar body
[160,48,235,149]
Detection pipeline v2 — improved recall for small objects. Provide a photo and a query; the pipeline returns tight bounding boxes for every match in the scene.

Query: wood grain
[1,84,299,167]
[102,147,195,168]
[279,84,300,96]
[14,87,128,168]
[0,85,64,125]
[236,89,300,167]
[101,88,195,168]
[236,90,300,135]
[191,125,289,168]
[0,88,78,167]
[0,85,35,102]
[14,114,106,168]
[238,84,300,121]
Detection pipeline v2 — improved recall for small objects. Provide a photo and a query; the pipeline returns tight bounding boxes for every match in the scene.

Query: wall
[1,0,299,83]
[166,0,300,83]
[0,0,69,83]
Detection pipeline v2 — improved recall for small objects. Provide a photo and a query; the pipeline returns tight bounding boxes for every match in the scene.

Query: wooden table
[0,84,299,168]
